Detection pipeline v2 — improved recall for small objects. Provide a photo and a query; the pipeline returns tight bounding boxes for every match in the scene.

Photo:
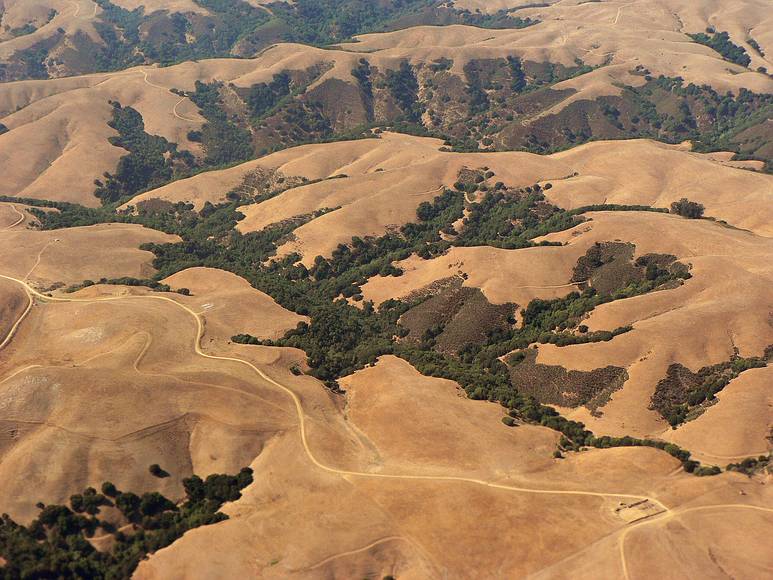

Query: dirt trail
[140,71,199,123]
[306,536,413,571]
[4,205,25,230]
[619,503,773,580]
[1,272,771,575]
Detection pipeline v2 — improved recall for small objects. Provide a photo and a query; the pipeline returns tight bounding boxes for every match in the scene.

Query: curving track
[0,272,771,576]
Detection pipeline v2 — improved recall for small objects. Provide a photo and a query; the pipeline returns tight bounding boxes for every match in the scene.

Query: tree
[101,481,118,497]
[149,463,170,478]
[670,198,704,219]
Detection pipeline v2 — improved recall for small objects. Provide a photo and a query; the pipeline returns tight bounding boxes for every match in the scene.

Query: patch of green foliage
[92,0,146,71]
[452,8,536,29]
[0,467,253,579]
[726,454,770,476]
[93,102,195,204]
[247,72,292,119]
[454,186,580,249]
[670,198,704,219]
[4,189,708,477]
[93,0,270,70]
[587,436,715,474]
[385,61,423,123]
[690,30,751,67]
[188,81,254,166]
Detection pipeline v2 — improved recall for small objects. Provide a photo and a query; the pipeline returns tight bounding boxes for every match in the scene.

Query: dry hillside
[0,1,771,578]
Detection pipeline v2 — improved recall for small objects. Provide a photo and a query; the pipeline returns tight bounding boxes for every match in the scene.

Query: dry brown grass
[127,134,773,267]
[1,2,771,575]
[133,356,773,579]
[0,293,298,522]
[362,210,773,459]
[160,267,307,343]
[3,0,770,206]
[0,223,179,287]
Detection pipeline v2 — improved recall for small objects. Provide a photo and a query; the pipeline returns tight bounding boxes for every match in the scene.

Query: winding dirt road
[4,204,25,230]
[0,272,770,576]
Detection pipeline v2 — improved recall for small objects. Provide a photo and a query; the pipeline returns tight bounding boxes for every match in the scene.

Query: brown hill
[133,356,773,579]
[0,222,179,287]
[2,0,770,206]
[361,210,773,460]
[160,267,307,343]
[151,134,773,265]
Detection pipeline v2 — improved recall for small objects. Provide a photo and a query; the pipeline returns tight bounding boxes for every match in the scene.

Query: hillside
[0,1,771,579]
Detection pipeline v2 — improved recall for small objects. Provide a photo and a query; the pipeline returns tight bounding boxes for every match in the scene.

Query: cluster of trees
[247,72,293,119]
[351,59,375,121]
[726,455,770,476]
[2,0,541,83]
[653,350,769,426]
[464,60,491,116]
[92,0,271,70]
[188,81,254,167]
[453,184,580,249]
[64,277,178,294]
[670,198,705,219]
[2,176,713,478]
[690,30,751,67]
[269,0,538,47]
[93,102,195,204]
[385,61,423,123]
[452,8,535,30]
[506,56,527,93]
[588,436,720,474]
[0,467,254,578]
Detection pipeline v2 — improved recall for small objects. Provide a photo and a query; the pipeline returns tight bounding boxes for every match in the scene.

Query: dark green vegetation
[0,0,537,82]
[88,92,340,206]
[152,61,773,179]
[94,102,196,204]
[0,467,253,579]
[63,277,181,295]
[399,279,516,356]
[452,184,578,249]
[571,241,689,296]
[184,72,354,162]
[3,170,723,496]
[187,81,254,166]
[690,30,751,68]
[650,346,772,427]
[670,198,705,219]
[726,454,771,476]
